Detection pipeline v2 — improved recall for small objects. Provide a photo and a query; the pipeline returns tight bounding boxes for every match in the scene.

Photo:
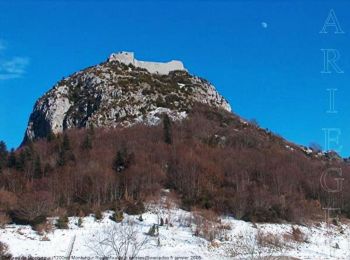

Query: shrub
[125,201,145,215]
[0,190,17,211]
[284,226,308,243]
[11,191,52,226]
[67,203,91,217]
[332,218,339,226]
[256,229,284,248]
[34,221,53,235]
[78,217,83,227]
[0,241,11,259]
[291,226,307,242]
[192,209,227,241]
[94,210,102,220]
[110,211,124,223]
[147,224,158,237]
[56,215,69,229]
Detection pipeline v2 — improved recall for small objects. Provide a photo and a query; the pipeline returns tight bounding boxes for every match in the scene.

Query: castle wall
[108,51,186,75]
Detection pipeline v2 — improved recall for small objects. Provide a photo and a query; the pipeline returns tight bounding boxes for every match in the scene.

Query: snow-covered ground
[1,205,350,259]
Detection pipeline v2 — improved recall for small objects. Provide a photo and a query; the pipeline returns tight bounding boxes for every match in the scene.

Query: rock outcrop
[23,52,231,142]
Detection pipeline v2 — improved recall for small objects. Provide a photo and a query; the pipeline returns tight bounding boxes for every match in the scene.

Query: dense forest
[0,104,349,229]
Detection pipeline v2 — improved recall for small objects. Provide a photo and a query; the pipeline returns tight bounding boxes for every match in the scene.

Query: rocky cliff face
[23,52,231,142]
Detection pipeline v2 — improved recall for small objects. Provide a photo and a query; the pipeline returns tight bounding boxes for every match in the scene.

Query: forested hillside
[0,104,348,229]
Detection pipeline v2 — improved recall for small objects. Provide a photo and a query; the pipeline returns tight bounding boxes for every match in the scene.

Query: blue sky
[0,0,349,156]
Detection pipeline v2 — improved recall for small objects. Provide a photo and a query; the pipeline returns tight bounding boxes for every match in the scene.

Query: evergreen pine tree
[57,133,75,166]
[0,141,7,161]
[43,163,53,176]
[77,217,83,227]
[7,149,16,168]
[113,150,125,172]
[56,215,69,229]
[62,133,71,151]
[24,145,33,162]
[163,114,172,144]
[46,130,56,142]
[57,149,66,167]
[0,141,7,172]
[33,155,42,179]
[16,150,26,172]
[88,124,95,136]
[147,224,157,236]
[81,134,92,150]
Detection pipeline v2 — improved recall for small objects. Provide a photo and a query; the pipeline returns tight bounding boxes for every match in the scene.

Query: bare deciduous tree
[12,191,53,225]
[86,219,149,259]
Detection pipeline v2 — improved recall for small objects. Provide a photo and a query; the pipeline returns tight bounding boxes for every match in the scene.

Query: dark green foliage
[14,145,36,173]
[112,147,134,173]
[147,224,157,237]
[81,134,92,150]
[66,203,91,217]
[110,211,124,223]
[16,150,26,172]
[46,130,56,142]
[113,150,125,172]
[0,141,7,156]
[0,141,7,172]
[242,205,283,223]
[57,133,75,166]
[163,114,172,144]
[155,96,166,107]
[7,149,16,168]
[125,201,145,215]
[56,215,69,229]
[77,217,83,227]
[33,155,42,179]
[95,210,102,220]
[23,145,34,162]
[10,213,46,227]
[57,149,66,167]
[88,124,95,136]
[62,133,71,151]
[44,162,53,176]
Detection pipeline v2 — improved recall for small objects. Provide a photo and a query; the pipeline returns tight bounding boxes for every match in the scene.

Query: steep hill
[23,51,230,142]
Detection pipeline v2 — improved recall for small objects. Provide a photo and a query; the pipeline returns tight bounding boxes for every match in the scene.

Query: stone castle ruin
[108,51,186,75]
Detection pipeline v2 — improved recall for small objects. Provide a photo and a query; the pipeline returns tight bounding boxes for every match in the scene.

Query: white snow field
[1,204,350,259]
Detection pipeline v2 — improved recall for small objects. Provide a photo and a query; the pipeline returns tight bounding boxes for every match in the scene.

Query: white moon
[261,22,268,28]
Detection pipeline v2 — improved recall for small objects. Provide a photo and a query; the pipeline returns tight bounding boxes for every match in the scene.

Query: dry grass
[192,208,230,241]
[283,226,308,243]
[34,221,53,236]
[257,229,284,249]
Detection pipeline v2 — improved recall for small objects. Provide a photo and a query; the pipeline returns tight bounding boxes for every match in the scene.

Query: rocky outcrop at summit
[23,52,231,142]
